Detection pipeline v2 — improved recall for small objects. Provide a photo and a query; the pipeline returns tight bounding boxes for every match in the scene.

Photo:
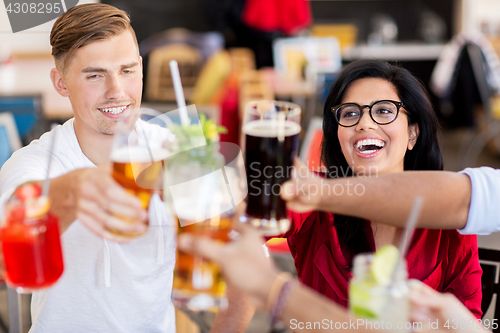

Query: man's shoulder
[7,118,76,162]
[0,118,80,186]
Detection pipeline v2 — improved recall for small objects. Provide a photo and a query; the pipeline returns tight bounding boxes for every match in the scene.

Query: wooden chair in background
[239,70,274,116]
[238,70,274,147]
[229,48,255,75]
[146,44,202,103]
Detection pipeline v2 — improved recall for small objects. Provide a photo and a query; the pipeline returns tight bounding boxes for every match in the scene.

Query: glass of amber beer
[110,107,172,238]
[241,100,301,236]
[165,142,246,311]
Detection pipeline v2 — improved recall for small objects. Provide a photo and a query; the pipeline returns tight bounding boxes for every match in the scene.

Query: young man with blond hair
[0,4,252,332]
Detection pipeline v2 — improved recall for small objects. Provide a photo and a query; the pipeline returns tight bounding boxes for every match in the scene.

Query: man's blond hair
[50,3,138,72]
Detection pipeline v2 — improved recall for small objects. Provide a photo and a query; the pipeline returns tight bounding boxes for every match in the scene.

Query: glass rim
[245,100,301,117]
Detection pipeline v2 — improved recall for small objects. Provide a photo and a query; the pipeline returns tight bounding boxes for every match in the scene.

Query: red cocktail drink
[1,183,64,290]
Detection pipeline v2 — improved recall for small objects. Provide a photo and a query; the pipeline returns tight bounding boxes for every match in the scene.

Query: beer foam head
[111,146,170,163]
[243,119,301,138]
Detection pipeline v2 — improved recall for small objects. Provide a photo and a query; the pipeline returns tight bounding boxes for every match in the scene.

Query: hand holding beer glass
[241,100,301,236]
[110,107,172,238]
[165,142,247,311]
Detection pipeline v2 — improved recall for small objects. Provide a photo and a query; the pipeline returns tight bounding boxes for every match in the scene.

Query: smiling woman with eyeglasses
[275,59,483,318]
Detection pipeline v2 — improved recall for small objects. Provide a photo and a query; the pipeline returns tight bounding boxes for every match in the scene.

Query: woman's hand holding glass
[409,280,488,333]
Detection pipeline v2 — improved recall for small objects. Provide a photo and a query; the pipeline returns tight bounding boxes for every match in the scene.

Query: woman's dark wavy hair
[321,59,443,256]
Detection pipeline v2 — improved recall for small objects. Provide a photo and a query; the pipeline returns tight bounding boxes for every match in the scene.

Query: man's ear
[408,123,420,150]
[50,68,70,97]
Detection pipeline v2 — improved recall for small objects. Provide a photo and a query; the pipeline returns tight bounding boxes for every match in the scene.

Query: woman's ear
[408,123,420,150]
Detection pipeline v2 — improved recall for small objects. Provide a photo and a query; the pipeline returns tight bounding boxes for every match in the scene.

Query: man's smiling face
[62,29,142,136]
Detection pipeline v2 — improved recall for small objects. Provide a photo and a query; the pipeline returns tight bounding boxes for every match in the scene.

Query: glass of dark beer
[241,100,301,236]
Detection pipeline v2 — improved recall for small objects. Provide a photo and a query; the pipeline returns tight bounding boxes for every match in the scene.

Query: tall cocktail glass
[349,251,409,333]
[165,142,246,311]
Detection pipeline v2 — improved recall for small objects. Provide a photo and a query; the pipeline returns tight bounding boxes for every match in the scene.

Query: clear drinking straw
[390,195,424,285]
[169,60,190,126]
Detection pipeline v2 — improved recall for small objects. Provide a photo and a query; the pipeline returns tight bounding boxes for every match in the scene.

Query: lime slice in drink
[351,305,378,319]
[371,244,399,286]
[350,280,382,319]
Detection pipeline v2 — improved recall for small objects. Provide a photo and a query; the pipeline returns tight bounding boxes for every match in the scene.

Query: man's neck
[73,119,114,166]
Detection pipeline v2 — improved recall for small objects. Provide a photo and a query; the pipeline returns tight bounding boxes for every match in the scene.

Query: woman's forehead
[342,78,398,103]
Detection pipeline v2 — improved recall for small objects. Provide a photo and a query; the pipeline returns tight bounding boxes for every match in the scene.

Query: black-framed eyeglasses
[332,100,404,127]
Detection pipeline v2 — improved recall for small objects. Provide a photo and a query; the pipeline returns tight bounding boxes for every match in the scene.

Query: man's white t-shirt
[459,166,500,235]
[0,118,176,333]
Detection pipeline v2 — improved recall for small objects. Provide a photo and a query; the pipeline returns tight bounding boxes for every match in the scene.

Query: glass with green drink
[349,245,410,333]
[164,112,247,311]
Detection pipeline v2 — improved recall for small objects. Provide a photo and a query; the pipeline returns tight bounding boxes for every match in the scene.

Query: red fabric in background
[242,0,312,35]
[306,130,324,171]
[219,84,239,145]
[211,73,240,145]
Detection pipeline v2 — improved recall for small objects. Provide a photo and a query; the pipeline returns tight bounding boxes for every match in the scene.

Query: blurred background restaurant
[1,0,500,332]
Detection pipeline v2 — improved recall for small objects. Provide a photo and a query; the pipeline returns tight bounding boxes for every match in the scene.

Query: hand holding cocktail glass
[409,280,481,333]
[1,125,64,292]
[178,222,278,310]
[1,182,64,292]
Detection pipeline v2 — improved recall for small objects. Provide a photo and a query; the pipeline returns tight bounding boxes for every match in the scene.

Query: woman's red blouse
[282,210,483,318]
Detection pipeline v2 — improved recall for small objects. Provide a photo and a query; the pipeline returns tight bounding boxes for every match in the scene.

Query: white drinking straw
[397,195,424,259]
[169,60,190,126]
[389,195,424,285]
[383,195,424,311]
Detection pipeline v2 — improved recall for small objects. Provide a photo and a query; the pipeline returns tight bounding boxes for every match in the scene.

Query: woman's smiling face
[337,78,419,175]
